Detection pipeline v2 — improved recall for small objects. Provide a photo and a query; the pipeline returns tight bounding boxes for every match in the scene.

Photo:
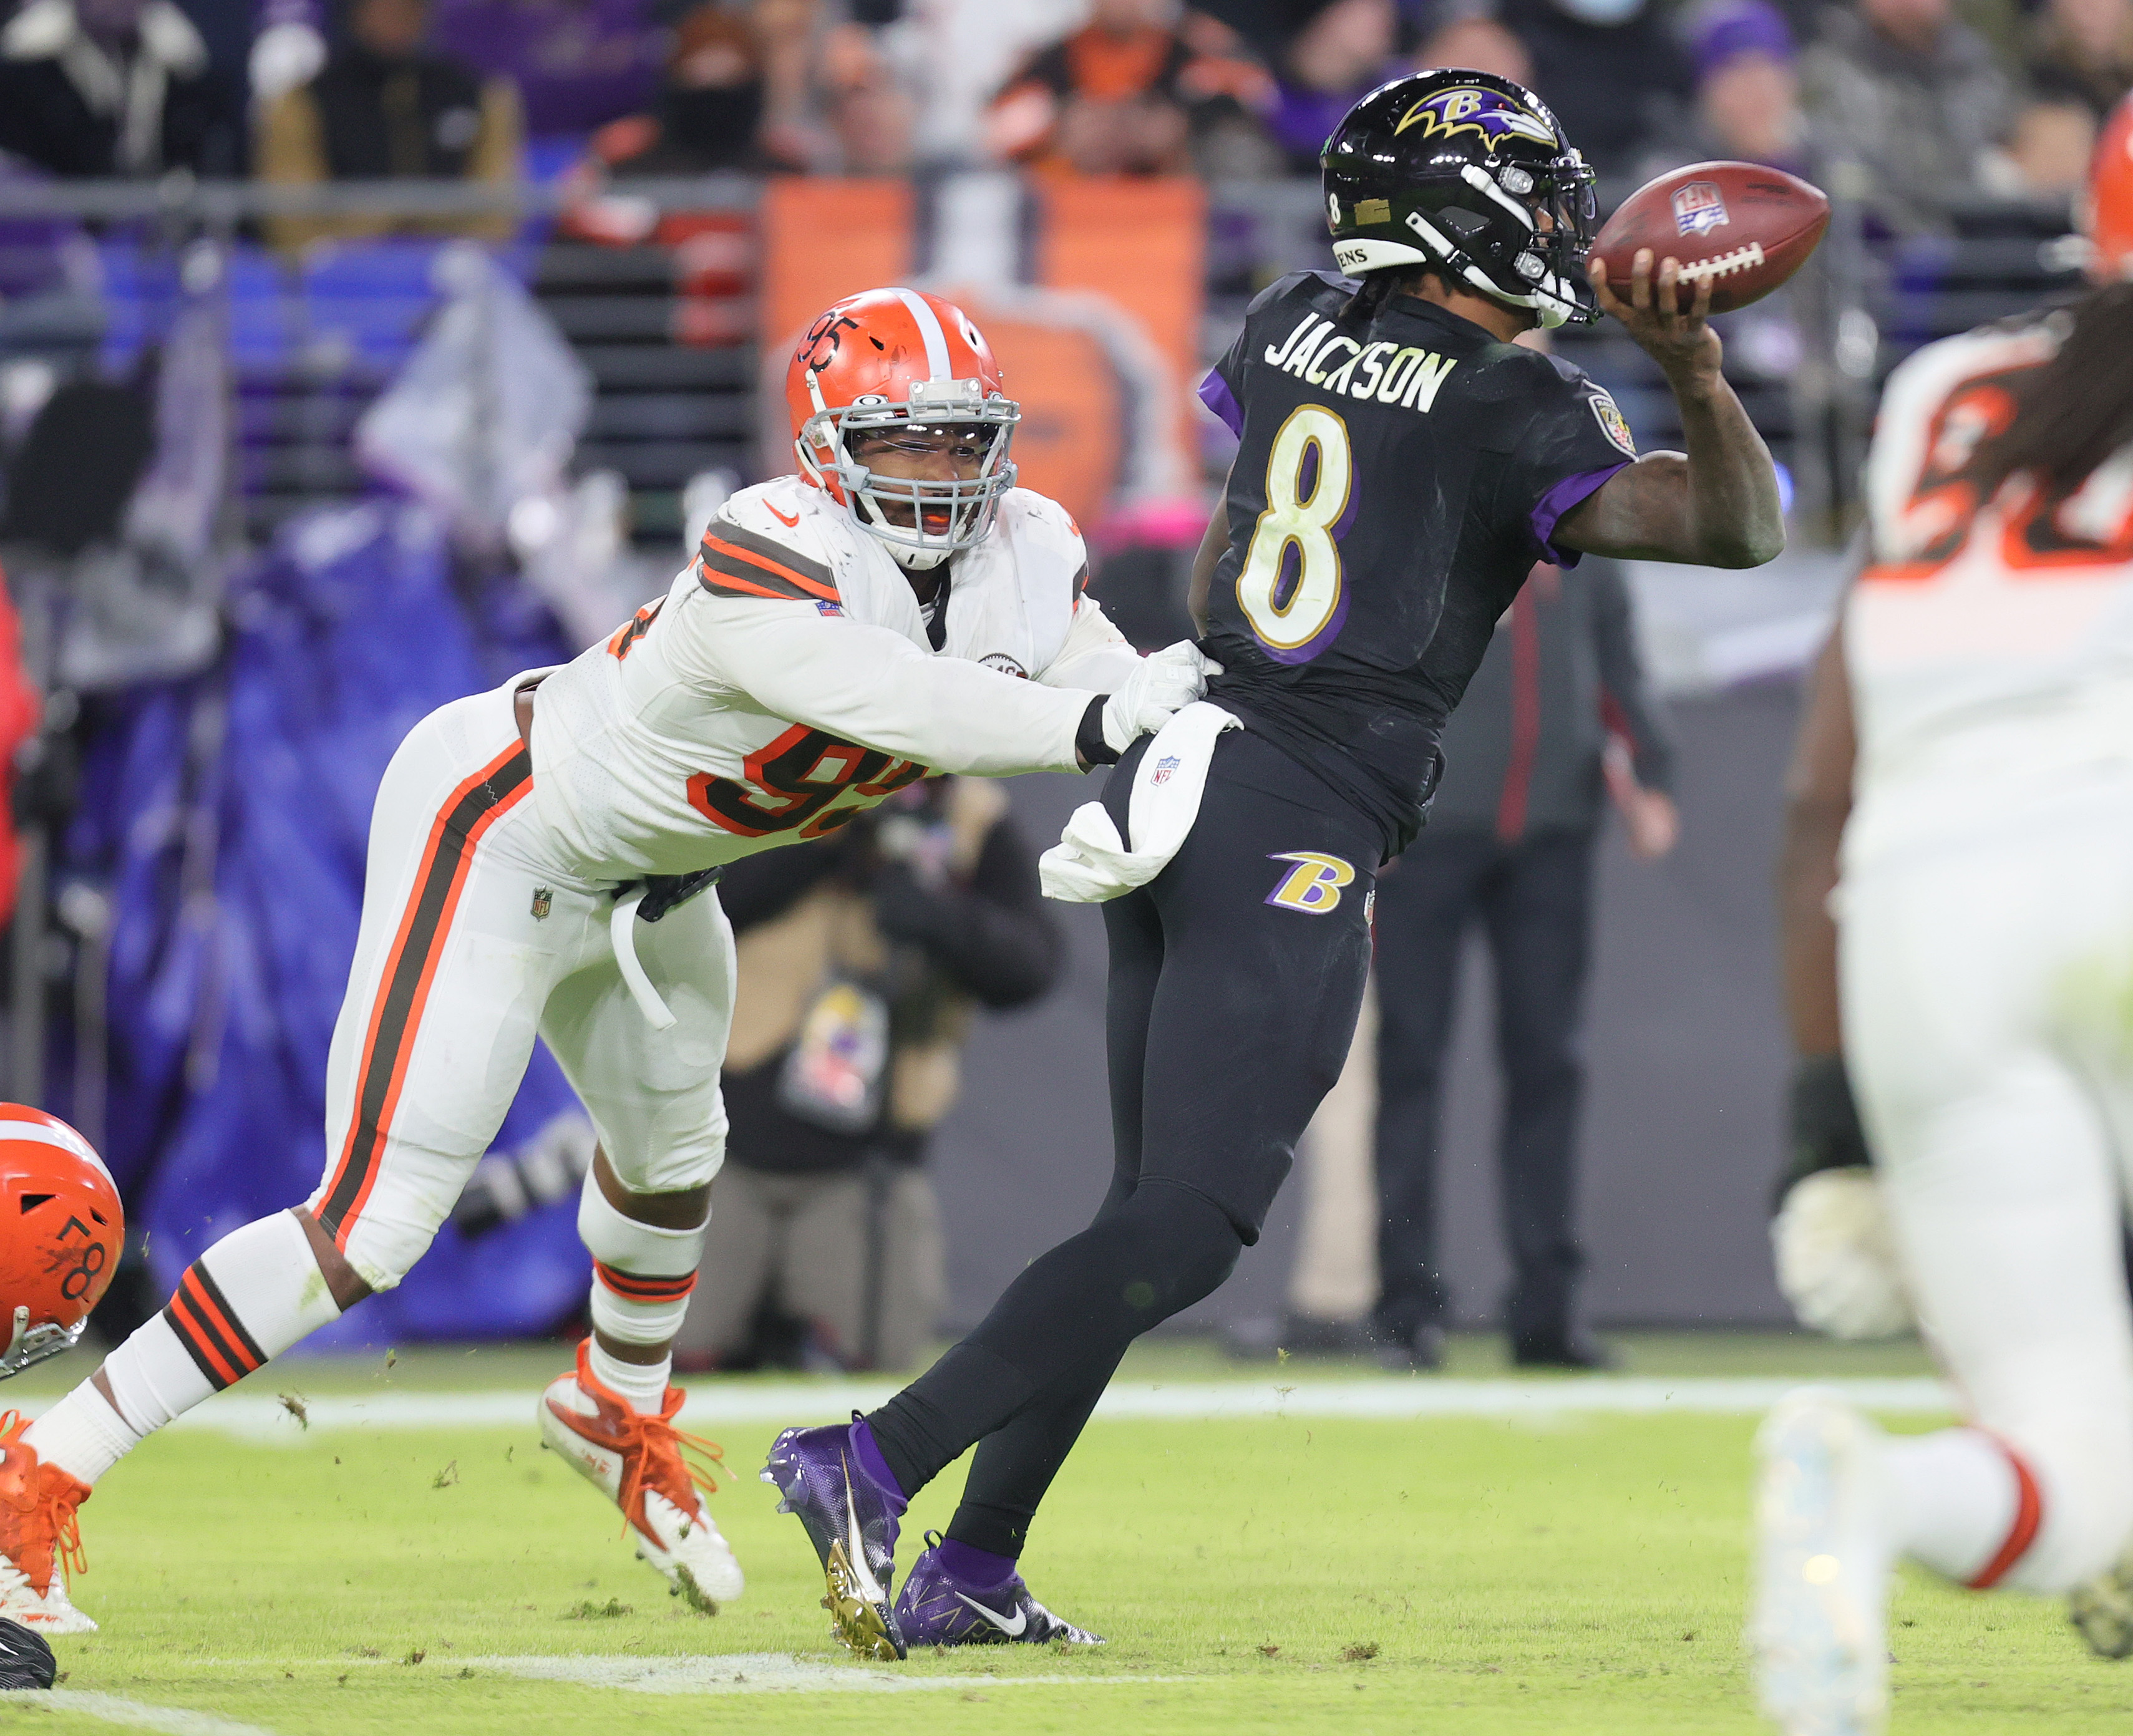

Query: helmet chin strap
[888,541,953,572]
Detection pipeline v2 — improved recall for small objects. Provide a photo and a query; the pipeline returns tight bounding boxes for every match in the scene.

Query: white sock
[26,1380,144,1486]
[44,1211,345,1470]
[1887,1427,2023,1583]
[586,1337,671,1415]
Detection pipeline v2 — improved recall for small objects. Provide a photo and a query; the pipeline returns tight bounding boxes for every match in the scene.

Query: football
[1589,161,1830,314]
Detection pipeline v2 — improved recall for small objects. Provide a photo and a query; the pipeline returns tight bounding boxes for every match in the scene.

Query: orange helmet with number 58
[0,1106,122,1378]
[784,288,1020,569]
[2086,93,2133,281]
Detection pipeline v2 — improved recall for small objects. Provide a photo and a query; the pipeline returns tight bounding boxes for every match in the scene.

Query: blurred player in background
[1759,94,2133,1736]
[765,69,1785,1660]
[0,287,1195,1636]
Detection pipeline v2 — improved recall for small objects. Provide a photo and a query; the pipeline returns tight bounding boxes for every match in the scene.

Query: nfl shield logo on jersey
[1671,182,1729,236]
[530,886,553,920]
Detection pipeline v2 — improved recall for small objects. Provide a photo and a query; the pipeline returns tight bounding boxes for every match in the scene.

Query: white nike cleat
[540,1340,743,1613]
[0,1412,95,1634]
[1751,1388,1893,1736]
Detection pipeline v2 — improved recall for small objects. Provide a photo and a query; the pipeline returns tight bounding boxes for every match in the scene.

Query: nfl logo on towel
[1671,182,1729,236]
[1150,755,1182,785]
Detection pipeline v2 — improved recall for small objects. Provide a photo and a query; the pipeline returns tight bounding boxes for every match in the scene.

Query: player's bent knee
[578,1169,709,1345]
[1113,1183,1245,1324]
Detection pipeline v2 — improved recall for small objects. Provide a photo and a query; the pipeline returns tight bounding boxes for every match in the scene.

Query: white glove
[1101,641,1222,755]
[1771,1168,1914,1340]
[249,21,327,106]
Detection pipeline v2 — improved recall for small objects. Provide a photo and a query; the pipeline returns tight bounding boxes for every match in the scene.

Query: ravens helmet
[1322,70,1598,329]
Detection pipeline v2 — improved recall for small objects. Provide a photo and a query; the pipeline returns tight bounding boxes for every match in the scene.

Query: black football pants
[865,729,1377,1558]
[1370,826,1596,1349]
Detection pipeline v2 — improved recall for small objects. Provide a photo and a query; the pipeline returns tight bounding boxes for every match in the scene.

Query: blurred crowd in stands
[0,0,2124,234]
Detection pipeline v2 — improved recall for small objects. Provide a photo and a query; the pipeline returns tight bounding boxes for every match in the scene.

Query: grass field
[0,1333,2122,1735]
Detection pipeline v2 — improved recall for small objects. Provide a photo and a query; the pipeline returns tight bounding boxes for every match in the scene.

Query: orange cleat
[0,1412,93,1634]
[539,1340,742,1613]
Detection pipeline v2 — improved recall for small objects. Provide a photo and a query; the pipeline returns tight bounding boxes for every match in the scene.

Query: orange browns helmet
[2087,92,2133,280]
[784,288,1020,569]
[0,1107,121,1378]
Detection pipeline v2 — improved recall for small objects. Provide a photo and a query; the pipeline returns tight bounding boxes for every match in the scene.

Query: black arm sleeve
[1588,557,1676,793]
[868,816,1064,1010]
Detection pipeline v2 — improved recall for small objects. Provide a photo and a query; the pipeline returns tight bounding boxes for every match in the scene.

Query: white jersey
[1844,314,2133,863]
[529,476,1141,880]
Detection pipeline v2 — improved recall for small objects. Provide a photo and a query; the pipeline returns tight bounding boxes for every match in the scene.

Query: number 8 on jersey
[1237,405,1352,657]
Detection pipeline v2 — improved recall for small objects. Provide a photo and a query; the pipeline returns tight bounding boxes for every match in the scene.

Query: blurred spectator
[1370,555,1675,1372]
[429,0,664,138]
[1414,6,1532,82]
[986,0,1276,177]
[672,779,1062,1374]
[0,0,242,177]
[1641,0,1807,174]
[1799,0,2013,230]
[256,0,525,252]
[818,17,916,172]
[883,0,1086,169]
[585,2,767,175]
[2026,0,2132,121]
[1987,95,2097,193]
[1266,0,1402,171]
[1499,0,1693,180]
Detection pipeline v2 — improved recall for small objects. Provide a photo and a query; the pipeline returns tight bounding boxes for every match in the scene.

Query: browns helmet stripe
[697,526,839,604]
[593,1261,699,1302]
[317,743,532,1246]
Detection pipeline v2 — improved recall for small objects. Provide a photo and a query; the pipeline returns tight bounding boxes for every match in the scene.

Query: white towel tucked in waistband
[1039,701,1241,903]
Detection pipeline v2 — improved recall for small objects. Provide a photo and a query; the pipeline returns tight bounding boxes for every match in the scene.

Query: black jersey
[1197,269,1638,853]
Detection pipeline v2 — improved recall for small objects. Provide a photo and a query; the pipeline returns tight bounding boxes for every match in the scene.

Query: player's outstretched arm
[701,594,1097,777]
[1553,250,1786,570]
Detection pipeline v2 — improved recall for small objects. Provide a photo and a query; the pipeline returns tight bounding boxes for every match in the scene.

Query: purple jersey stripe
[1198,369,1245,437]
[1530,462,1632,568]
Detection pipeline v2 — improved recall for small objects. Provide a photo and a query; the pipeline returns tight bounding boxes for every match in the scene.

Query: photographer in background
[673,775,1062,1374]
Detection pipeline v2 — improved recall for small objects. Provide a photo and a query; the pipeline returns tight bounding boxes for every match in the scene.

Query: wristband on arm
[1076,696,1119,768]
[1774,1052,1873,1211]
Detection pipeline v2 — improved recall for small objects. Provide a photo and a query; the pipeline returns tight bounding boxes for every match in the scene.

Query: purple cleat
[895,1532,1104,1648]
[760,1414,907,1661]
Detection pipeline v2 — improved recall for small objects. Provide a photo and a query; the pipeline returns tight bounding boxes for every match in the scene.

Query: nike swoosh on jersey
[767,502,801,528]
[954,1591,1028,1636]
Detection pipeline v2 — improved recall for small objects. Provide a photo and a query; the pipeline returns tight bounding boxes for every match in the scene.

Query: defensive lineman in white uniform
[0,286,1202,1632]
[1757,98,2133,1734]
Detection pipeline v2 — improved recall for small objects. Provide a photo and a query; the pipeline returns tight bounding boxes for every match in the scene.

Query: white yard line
[11,1690,280,1736]
[10,1376,1954,1443]
[462,1652,1189,1696]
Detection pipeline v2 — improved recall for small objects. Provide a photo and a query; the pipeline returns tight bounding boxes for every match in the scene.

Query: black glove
[1775,1052,1872,1213]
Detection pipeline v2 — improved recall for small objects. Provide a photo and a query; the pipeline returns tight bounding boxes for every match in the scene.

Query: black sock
[865,1180,1241,1500]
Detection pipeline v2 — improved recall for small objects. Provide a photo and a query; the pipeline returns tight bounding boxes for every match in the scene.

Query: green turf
[4,1325,1946,1402]
[0,1339,2119,1735]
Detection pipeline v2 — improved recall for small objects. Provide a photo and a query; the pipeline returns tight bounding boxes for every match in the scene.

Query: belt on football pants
[515,674,719,1032]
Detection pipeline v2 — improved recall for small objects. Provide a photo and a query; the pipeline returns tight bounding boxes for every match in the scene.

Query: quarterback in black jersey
[767,69,1785,1659]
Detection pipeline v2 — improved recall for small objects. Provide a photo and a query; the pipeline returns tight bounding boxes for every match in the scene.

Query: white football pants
[306,676,733,1292]
[1843,772,2133,1591]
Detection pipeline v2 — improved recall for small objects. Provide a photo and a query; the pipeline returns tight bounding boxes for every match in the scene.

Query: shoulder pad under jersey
[698,479,845,606]
[994,488,1091,670]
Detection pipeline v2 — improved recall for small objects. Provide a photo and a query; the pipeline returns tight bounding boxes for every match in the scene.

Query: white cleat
[539,1340,744,1613]
[0,1412,95,1634]
[1751,1388,1894,1736]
